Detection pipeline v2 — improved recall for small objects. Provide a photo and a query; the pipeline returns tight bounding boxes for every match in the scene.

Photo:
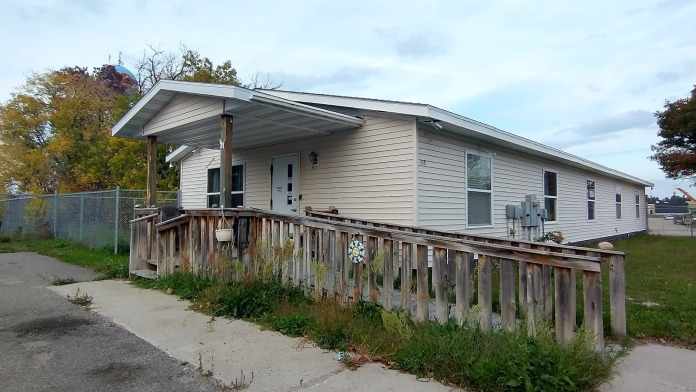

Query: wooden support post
[341,232,351,304]
[554,267,575,344]
[526,263,542,336]
[583,270,604,351]
[382,239,394,310]
[454,251,471,325]
[415,244,429,322]
[304,226,312,295]
[518,260,527,317]
[323,229,334,297]
[542,265,553,320]
[219,115,234,208]
[478,255,493,330]
[353,235,364,302]
[561,248,578,333]
[332,230,343,300]
[500,258,516,331]
[146,135,157,207]
[293,224,302,284]
[282,222,291,282]
[608,254,627,338]
[433,247,448,324]
[367,236,379,302]
[400,242,412,313]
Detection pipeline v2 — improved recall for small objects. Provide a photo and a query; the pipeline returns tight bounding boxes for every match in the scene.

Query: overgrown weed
[135,272,617,391]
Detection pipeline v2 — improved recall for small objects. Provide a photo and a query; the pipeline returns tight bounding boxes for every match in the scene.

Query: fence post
[79,194,84,242]
[114,187,120,254]
[53,191,58,238]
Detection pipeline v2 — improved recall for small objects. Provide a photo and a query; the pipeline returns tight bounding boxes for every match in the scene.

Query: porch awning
[112,80,364,149]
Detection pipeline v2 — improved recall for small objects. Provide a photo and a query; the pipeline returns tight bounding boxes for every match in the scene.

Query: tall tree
[651,85,696,184]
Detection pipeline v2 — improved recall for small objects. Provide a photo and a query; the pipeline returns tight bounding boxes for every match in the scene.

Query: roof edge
[260,89,653,187]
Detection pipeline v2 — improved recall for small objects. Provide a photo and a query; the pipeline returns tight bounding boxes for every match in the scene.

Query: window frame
[465,150,494,228]
[586,179,596,221]
[615,188,622,219]
[542,169,559,223]
[206,161,246,208]
[206,167,221,208]
[634,191,640,219]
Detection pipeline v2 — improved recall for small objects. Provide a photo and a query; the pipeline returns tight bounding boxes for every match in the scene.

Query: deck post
[608,254,627,338]
[146,135,158,207]
[220,115,234,208]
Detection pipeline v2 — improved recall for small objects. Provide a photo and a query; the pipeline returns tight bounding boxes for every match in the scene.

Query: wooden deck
[129,207,626,350]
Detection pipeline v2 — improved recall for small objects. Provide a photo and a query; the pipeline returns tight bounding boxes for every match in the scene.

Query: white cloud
[1,0,695,196]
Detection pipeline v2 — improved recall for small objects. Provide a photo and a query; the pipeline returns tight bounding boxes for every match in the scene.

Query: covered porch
[112,80,364,209]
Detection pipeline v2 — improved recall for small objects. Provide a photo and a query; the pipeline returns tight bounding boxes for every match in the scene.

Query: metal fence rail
[0,188,177,253]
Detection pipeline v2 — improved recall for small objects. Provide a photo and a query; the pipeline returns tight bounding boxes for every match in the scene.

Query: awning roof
[112,80,364,149]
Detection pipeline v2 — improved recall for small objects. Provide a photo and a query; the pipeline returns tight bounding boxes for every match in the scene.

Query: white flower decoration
[347,239,365,264]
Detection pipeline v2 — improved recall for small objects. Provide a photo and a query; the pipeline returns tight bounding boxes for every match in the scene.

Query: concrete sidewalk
[50,280,456,392]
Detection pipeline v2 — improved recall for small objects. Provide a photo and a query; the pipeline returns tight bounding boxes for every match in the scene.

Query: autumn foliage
[651,85,696,183]
[0,47,250,194]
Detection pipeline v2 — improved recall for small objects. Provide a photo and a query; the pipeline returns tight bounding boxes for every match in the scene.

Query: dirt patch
[86,362,145,383]
[10,315,93,337]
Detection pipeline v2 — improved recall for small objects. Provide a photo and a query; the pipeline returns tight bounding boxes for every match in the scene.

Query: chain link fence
[0,188,178,253]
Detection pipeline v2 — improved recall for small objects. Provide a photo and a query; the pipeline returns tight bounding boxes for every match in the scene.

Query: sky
[1,0,695,197]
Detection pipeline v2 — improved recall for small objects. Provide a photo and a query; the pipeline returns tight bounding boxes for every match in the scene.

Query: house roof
[111,81,364,146]
[131,82,651,187]
[258,89,654,187]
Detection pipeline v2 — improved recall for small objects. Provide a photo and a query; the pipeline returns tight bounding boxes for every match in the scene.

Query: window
[635,192,640,218]
[206,164,245,208]
[230,164,244,207]
[543,170,558,222]
[615,191,622,219]
[587,180,596,220]
[207,168,220,208]
[466,153,492,226]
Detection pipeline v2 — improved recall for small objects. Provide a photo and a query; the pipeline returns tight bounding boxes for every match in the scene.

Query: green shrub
[135,272,217,300]
[268,314,313,336]
[212,280,307,319]
[393,323,614,392]
[352,300,382,322]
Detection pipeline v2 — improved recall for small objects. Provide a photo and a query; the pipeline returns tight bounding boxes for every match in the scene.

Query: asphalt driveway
[0,252,222,392]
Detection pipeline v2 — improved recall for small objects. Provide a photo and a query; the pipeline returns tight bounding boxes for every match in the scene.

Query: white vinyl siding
[143,94,223,135]
[416,126,647,243]
[180,113,418,225]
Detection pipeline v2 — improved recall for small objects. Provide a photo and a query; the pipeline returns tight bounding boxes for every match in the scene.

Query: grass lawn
[613,235,696,348]
[0,237,129,279]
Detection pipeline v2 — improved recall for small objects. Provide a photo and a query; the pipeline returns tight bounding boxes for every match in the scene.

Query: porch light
[309,151,319,168]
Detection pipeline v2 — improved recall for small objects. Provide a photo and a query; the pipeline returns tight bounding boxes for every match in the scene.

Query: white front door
[271,154,299,214]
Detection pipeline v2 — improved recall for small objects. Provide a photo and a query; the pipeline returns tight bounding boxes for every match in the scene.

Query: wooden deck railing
[129,207,627,350]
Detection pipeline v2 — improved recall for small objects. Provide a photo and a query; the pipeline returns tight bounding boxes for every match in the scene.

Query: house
[112,80,652,244]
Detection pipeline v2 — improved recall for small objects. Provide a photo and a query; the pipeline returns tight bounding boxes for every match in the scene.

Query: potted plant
[215,210,234,242]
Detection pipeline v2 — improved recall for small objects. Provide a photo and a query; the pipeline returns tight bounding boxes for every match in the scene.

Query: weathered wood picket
[130,207,627,350]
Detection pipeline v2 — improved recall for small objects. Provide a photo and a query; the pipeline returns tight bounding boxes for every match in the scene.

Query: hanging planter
[347,239,365,264]
[215,228,234,242]
[215,206,234,242]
